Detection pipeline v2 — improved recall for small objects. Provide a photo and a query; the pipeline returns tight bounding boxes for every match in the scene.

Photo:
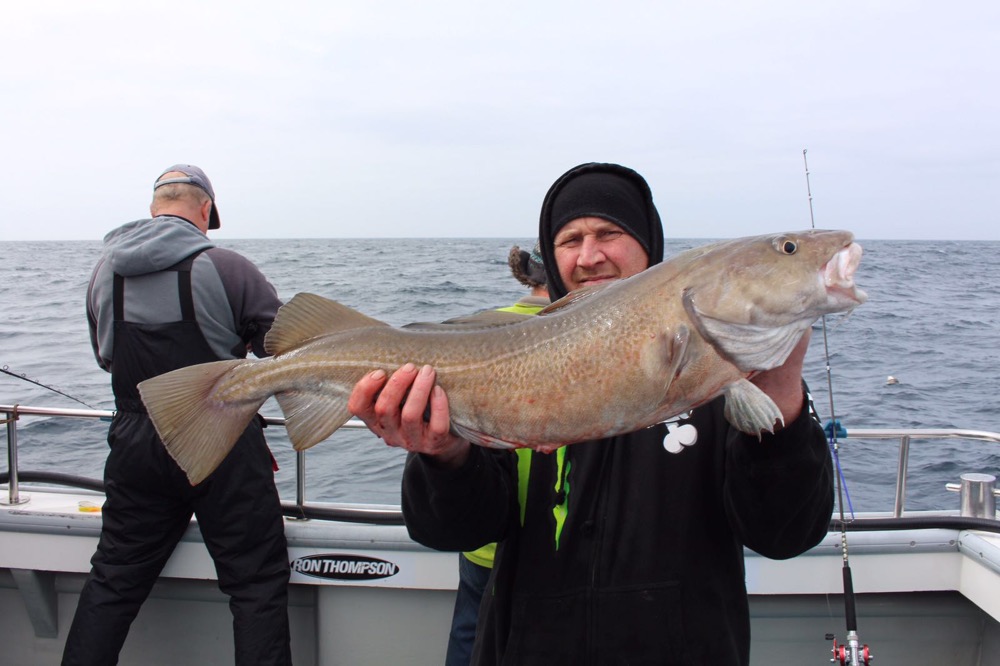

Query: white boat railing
[845,427,1000,517]
[3,403,999,526]
[0,403,389,522]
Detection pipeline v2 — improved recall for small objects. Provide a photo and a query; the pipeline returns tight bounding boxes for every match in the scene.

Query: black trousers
[62,413,291,665]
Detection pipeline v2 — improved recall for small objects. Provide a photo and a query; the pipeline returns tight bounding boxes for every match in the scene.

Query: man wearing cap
[64,165,291,665]
[349,163,833,665]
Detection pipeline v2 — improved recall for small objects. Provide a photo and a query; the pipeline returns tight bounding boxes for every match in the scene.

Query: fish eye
[775,238,798,255]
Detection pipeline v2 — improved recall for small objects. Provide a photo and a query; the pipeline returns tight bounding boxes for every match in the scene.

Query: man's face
[552,217,649,292]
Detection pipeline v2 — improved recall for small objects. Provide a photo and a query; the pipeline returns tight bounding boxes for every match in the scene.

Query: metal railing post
[2,406,29,506]
[296,450,306,508]
[892,435,910,518]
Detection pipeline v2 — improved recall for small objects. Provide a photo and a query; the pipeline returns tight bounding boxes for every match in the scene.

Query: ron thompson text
[292,558,399,577]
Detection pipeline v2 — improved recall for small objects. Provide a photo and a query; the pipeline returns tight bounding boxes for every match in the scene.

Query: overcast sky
[2,1,997,242]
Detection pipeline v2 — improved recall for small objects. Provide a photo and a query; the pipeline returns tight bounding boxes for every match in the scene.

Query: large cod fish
[139,229,866,485]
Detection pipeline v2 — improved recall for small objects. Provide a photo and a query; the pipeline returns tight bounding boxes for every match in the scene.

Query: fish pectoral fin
[644,324,691,398]
[723,379,784,436]
[275,389,354,451]
[451,422,518,449]
[265,293,389,356]
[138,359,259,486]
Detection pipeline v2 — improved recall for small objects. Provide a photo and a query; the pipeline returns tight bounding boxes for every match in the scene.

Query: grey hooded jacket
[87,215,280,371]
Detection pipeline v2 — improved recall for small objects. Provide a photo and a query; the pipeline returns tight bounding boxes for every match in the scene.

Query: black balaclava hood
[538,162,664,299]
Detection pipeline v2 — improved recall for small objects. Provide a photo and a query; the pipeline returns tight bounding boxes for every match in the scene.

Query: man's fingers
[427,384,452,438]
[374,363,417,423]
[400,365,436,439]
[347,368,388,420]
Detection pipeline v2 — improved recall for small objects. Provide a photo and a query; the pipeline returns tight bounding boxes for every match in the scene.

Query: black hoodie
[401,165,833,665]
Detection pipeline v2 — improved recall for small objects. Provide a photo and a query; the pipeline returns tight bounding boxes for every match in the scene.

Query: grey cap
[154,164,221,229]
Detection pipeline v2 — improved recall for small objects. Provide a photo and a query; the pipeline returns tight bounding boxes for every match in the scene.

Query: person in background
[445,242,549,666]
[497,242,550,314]
[348,162,833,665]
[63,165,291,666]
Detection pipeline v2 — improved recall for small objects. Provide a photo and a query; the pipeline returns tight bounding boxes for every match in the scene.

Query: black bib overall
[62,252,291,666]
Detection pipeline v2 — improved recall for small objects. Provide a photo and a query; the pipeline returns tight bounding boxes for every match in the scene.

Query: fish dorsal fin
[682,288,809,373]
[538,283,607,315]
[404,308,534,331]
[265,292,389,356]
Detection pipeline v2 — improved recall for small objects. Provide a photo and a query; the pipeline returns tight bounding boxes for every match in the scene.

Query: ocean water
[2,237,999,513]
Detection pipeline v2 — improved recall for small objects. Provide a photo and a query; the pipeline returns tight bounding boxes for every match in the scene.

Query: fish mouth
[823,242,867,305]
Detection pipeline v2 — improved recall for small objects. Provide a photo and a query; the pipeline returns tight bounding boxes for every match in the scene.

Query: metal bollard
[945,473,999,519]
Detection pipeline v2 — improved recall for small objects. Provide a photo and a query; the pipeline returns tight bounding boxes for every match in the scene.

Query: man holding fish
[348,163,840,665]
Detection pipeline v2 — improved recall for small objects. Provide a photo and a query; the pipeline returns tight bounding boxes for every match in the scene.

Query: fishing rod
[802,149,871,666]
[1,365,100,411]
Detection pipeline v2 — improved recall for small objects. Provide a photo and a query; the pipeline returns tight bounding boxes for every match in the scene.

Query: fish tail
[138,360,261,485]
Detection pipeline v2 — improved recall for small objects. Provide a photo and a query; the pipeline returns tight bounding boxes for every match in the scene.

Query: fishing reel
[829,633,871,665]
